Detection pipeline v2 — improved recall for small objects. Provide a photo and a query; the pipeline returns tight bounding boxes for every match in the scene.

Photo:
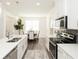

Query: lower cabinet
[4,47,17,59]
[58,46,73,59]
[17,36,28,59]
[4,36,28,59]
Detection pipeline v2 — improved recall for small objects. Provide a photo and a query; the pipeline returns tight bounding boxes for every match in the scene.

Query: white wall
[39,17,48,38]
[47,6,58,38]
[6,15,18,35]
[23,17,48,38]
[23,17,49,50]
[0,4,18,38]
[3,9,18,37]
[0,3,19,39]
[0,4,5,39]
[23,16,51,50]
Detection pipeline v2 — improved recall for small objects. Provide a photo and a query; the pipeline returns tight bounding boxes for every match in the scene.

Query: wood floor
[23,38,51,59]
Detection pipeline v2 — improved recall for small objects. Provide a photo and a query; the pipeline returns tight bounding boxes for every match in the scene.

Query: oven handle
[49,41,56,46]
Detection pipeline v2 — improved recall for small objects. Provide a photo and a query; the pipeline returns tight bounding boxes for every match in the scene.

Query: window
[25,20,39,32]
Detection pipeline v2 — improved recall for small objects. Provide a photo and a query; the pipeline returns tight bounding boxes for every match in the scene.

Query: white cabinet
[9,48,17,59]
[55,0,78,29]
[57,0,78,29]
[24,37,28,51]
[17,40,23,59]
[67,0,78,29]
[4,47,17,59]
[58,46,64,59]
[58,46,73,59]
[56,0,65,18]
[3,36,28,59]
[17,36,28,59]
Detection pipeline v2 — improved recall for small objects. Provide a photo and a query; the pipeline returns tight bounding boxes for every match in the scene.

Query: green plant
[14,18,24,34]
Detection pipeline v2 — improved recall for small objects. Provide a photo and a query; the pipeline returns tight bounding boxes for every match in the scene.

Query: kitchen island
[0,35,28,59]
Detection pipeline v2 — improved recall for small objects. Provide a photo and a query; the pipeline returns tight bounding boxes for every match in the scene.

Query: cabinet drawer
[17,37,27,59]
[58,46,74,59]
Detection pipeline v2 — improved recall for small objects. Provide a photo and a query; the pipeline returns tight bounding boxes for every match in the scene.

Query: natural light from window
[25,20,39,32]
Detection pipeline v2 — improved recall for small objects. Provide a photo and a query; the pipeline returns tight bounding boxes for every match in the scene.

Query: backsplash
[66,29,78,35]
[65,29,78,43]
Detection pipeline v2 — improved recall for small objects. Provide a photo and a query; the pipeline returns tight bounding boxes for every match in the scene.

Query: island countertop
[0,35,27,59]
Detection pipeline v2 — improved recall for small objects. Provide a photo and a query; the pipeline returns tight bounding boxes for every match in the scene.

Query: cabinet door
[24,37,28,50]
[17,41,23,59]
[56,0,65,17]
[4,55,10,59]
[4,48,17,59]
[17,36,28,59]
[67,0,78,29]
[58,46,73,59]
[64,53,73,59]
[17,38,26,59]
[9,48,17,59]
[58,46,64,59]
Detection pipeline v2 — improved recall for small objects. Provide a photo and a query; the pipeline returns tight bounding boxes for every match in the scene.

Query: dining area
[27,30,40,41]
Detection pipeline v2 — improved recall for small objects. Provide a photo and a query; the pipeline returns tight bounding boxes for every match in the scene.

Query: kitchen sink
[7,37,21,42]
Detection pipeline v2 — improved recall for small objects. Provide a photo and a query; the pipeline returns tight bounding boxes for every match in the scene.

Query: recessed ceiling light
[36,2,40,6]
[6,2,11,5]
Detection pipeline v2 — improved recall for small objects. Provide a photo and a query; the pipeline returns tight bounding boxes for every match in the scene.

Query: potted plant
[14,18,24,35]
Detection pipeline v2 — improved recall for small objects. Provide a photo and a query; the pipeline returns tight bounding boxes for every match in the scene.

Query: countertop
[57,44,78,59]
[0,35,27,59]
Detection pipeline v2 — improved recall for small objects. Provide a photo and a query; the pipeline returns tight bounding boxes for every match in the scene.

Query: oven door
[49,41,57,59]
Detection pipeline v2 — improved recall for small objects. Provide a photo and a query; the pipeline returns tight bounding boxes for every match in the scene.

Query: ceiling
[0,0,54,17]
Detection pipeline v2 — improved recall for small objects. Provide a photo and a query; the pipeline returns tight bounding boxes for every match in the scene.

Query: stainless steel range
[49,38,62,59]
[49,29,78,59]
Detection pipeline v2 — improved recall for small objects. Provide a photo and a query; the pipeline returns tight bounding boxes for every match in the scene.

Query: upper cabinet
[67,0,78,29]
[55,0,78,29]
[56,0,66,18]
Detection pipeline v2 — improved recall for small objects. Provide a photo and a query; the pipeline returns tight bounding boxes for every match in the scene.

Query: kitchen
[0,0,78,59]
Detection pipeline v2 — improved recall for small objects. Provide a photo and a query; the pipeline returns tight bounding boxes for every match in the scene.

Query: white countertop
[57,44,78,59]
[0,35,27,59]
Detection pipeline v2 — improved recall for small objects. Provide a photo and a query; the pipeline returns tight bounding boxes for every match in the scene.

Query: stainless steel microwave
[55,16,67,29]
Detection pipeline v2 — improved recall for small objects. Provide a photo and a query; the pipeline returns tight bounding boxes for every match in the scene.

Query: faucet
[7,32,13,39]
[6,32,10,39]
